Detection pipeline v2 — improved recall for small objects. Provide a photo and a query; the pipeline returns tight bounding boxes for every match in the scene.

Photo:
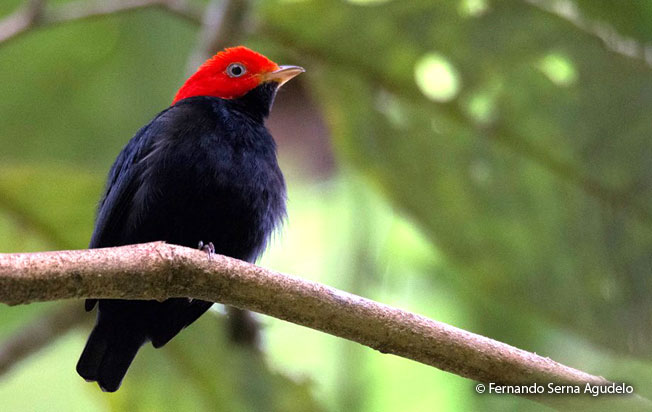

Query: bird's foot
[198,241,215,260]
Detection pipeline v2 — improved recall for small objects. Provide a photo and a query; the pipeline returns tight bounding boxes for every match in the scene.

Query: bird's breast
[144,128,286,262]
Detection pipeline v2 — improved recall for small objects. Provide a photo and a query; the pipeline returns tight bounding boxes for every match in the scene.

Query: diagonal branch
[0,242,649,410]
[0,0,202,47]
[0,302,88,377]
[0,191,71,250]
[0,0,45,45]
[524,0,652,69]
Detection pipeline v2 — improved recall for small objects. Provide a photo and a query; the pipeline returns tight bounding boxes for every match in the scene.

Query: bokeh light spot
[467,93,496,124]
[414,53,461,102]
[346,0,392,5]
[458,0,489,17]
[538,53,578,86]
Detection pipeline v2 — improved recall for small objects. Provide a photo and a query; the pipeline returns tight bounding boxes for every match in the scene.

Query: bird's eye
[226,63,246,78]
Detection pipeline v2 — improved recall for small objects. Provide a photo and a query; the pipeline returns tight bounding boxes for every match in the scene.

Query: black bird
[76,46,304,392]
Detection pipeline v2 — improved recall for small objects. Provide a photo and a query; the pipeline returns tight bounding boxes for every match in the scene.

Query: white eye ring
[226,63,246,78]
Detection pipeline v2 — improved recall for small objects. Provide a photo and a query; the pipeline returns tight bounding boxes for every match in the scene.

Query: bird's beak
[263,65,305,86]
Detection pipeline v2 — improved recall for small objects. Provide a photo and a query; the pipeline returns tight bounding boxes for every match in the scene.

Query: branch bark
[0,242,649,410]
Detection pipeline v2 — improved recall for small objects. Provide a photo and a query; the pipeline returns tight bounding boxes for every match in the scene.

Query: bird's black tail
[227,307,260,347]
[76,317,146,392]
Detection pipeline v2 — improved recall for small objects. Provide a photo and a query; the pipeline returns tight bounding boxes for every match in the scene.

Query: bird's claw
[198,240,215,260]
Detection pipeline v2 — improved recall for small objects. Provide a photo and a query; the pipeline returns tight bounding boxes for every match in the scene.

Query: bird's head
[172,46,304,106]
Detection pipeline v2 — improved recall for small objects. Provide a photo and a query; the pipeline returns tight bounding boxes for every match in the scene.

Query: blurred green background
[1,0,651,410]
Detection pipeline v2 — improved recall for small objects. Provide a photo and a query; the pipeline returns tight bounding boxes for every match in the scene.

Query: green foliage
[107,314,322,412]
[260,0,652,357]
[0,165,102,250]
[1,0,651,410]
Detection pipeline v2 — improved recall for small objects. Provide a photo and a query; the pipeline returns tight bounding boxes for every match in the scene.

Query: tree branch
[184,0,249,75]
[0,302,87,376]
[0,242,648,410]
[0,188,71,249]
[524,0,652,69]
[0,0,202,47]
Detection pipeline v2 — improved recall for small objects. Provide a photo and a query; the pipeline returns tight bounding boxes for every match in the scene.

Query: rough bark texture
[0,242,649,410]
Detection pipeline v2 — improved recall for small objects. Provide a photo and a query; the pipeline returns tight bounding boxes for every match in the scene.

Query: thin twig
[47,0,201,25]
[0,0,45,45]
[0,0,201,47]
[0,242,649,410]
[525,0,652,69]
[0,302,87,377]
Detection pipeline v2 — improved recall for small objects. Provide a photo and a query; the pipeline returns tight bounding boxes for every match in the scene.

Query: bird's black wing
[78,106,213,391]
[84,118,161,311]
[90,118,163,249]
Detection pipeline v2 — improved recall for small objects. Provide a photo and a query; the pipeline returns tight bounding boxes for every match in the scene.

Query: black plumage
[76,82,286,392]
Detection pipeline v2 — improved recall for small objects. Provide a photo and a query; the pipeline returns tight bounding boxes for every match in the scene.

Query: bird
[76,46,304,392]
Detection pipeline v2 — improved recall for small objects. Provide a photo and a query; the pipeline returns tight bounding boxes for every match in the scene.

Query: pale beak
[263,65,305,86]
